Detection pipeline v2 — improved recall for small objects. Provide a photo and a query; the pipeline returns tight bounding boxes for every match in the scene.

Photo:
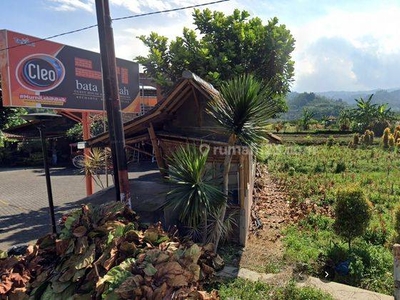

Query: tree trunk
[214,134,236,250]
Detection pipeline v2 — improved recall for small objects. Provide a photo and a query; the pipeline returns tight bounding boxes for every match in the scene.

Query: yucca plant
[166,144,225,244]
[207,74,278,249]
[80,147,111,188]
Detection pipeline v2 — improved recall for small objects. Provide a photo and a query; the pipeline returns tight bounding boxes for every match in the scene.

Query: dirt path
[238,164,291,273]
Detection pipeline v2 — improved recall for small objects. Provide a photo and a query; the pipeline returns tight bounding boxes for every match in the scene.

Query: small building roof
[88,71,281,146]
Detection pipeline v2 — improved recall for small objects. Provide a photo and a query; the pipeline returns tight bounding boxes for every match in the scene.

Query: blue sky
[1,0,400,93]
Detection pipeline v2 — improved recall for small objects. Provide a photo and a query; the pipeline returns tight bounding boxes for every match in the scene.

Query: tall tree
[207,74,278,249]
[343,94,395,135]
[136,9,295,114]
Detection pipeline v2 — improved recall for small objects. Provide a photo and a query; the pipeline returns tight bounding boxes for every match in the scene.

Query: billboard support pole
[95,0,131,207]
[82,112,94,196]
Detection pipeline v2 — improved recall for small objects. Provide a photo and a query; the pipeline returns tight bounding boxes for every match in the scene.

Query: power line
[0,0,229,52]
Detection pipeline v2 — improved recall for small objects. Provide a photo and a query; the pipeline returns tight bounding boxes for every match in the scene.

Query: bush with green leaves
[166,144,225,243]
[393,205,400,243]
[216,278,334,300]
[333,186,371,249]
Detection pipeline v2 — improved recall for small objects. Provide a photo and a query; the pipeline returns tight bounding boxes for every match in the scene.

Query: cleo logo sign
[15,54,65,92]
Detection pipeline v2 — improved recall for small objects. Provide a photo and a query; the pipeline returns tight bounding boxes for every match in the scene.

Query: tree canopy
[0,88,26,131]
[136,9,295,114]
[340,94,395,135]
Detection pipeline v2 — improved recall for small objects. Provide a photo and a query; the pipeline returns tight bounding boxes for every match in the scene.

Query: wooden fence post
[394,244,400,299]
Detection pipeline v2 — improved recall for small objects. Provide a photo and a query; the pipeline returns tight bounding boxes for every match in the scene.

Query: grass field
[258,137,399,294]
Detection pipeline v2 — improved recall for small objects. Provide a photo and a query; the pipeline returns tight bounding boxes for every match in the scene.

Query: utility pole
[95,0,131,207]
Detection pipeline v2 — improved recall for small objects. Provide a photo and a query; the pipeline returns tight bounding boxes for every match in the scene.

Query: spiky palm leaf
[80,148,111,189]
[166,144,225,230]
[206,74,278,249]
[207,74,278,153]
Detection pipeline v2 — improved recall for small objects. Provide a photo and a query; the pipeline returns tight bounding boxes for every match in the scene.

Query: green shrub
[326,135,335,147]
[324,241,392,294]
[299,213,332,231]
[334,161,346,173]
[393,205,400,242]
[216,278,334,300]
[363,226,387,246]
[333,186,371,249]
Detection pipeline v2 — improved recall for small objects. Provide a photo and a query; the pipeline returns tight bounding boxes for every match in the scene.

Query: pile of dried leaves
[0,202,224,299]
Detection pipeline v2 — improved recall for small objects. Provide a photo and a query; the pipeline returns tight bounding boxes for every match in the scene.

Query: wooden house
[88,71,281,245]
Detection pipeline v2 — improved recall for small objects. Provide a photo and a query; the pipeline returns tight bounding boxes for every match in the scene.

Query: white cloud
[43,0,400,92]
[291,2,400,91]
[48,0,94,12]
[111,0,240,60]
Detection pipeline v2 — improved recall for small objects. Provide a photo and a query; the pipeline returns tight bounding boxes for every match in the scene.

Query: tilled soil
[237,164,291,273]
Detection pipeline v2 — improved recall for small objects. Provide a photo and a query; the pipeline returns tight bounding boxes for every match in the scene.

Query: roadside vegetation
[258,131,400,294]
[214,278,334,300]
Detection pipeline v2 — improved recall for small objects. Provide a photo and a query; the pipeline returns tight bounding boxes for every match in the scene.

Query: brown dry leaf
[0,256,19,270]
[189,263,201,282]
[73,225,87,238]
[141,285,153,299]
[9,272,30,288]
[75,244,95,270]
[25,245,37,257]
[202,243,215,253]
[103,246,118,271]
[196,291,219,300]
[155,261,184,278]
[0,276,13,294]
[114,275,144,299]
[7,288,29,300]
[155,252,170,264]
[163,242,180,253]
[152,282,168,300]
[104,220,126,232]
[166,274,188,287]
[200,263,214,276]
[74,236,89,255]
[119,241,137,255]
[144,228,159,244]
[27,256,43,272]
[136,253,146,264]
[55,239,70,256]
[124,230,140,243]
[211,255,224,271]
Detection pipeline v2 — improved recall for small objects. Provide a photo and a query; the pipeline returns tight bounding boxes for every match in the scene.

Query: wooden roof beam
[148,122,168,177]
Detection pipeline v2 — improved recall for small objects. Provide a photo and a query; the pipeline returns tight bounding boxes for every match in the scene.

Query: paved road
[0,162,160,251]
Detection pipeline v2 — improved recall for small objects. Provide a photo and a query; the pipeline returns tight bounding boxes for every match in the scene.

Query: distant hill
[281,88,400,121]
[281,92,348,120]
[315,89,400,111]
